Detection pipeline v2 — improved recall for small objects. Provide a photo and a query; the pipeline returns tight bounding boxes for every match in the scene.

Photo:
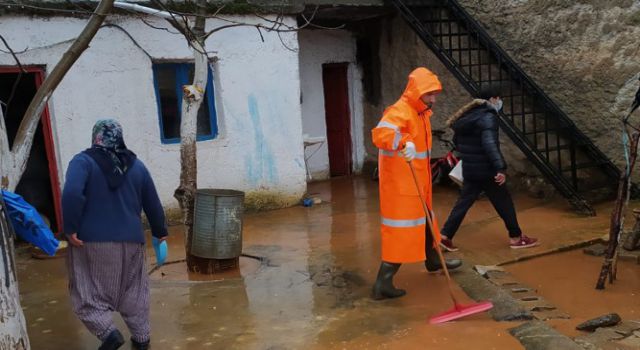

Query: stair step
[403,0,442,6]
[537,144,586,153]
[444,47,486,52]
[458,63,493,68]
[561,161,608,172]
[522,127,569,136]
[422,19,461,24]
[426,31,472,36]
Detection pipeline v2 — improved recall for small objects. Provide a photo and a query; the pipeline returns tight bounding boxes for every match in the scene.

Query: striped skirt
[66,242,150,342]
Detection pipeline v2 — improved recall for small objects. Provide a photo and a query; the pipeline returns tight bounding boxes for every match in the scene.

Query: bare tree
[0,0,115,191]
[116,1,327,273]
[0,1,114,347]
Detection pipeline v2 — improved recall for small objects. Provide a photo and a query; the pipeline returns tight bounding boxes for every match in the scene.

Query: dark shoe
[372,262,406,300]
[426,242,462,272]
[509,235,539,249]
[425,257,463,272]
[132,338,150,350]
[98,330,125,350]
[439,238,459,252]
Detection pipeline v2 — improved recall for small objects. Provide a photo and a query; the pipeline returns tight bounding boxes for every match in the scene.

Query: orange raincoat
[372,68,442,263]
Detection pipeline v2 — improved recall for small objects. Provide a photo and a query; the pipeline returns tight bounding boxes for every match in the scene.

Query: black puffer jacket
[447,99,506,181]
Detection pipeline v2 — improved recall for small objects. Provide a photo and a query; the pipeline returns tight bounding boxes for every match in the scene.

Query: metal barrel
[191,189,245,259]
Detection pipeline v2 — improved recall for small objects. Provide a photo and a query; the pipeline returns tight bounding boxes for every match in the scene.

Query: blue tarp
[2,190,59,256]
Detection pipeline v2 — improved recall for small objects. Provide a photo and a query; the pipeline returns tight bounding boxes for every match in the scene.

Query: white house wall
[298,30,365,180]
[0,15,306,209]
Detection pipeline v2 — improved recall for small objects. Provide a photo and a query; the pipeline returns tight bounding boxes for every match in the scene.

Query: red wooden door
[0,66,62,234]
[322,63,352,177]
[34,69,63,235]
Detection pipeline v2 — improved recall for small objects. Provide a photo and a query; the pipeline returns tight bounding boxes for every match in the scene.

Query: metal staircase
[391,0,623,215]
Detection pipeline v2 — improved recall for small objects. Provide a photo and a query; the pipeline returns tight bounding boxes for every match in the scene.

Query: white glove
[401,141,416,162]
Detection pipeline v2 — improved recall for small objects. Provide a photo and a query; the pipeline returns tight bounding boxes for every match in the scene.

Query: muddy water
[506,249,640,338]
[19,177,534,349]
[148,257,261,282]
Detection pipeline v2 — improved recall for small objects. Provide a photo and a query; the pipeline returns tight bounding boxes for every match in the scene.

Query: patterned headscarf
[84,119,136,189]
[92,119,126,150]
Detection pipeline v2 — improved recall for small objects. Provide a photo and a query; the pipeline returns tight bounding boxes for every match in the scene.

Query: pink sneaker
[510,235,539,249]
[440,238,459,252]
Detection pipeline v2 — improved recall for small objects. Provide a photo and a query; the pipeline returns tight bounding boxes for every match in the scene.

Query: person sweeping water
[62,119,168,350]
[371,67,462,300]
[370,70,494,323]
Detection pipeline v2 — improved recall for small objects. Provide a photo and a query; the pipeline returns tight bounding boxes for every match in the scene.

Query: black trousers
[441,179,522,239]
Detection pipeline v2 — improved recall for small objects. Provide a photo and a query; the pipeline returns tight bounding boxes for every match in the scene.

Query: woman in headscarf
[62,119,168,350]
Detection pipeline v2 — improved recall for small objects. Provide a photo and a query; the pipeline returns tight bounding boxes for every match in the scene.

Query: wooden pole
[596,130,640,289]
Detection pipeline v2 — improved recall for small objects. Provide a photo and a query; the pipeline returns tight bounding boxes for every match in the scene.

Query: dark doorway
[0,67,62,233]
[322,63,352,177]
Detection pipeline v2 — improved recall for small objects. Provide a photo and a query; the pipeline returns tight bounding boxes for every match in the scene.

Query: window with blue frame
[152,63,218,143]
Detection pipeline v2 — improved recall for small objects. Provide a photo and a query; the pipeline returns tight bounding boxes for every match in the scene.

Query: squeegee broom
[408,161,493,324]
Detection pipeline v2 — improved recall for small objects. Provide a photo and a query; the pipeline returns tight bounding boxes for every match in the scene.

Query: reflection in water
[149,256,260,282]
[240,204,317,349]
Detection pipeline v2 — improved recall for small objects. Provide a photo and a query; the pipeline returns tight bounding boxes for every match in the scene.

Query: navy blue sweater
[62,153,168,243]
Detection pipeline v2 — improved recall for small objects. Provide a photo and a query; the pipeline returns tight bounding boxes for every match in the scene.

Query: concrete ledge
[452,265,533,322]
[497,237,604,267]
[509,321,583,350]
[452,264,583,349]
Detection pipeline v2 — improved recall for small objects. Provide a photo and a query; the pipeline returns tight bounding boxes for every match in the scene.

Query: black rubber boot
[425,252,462,272]
[425,227,462,272]
[132,338,150,350]
[98,330,125,350]
[372,262,406,300]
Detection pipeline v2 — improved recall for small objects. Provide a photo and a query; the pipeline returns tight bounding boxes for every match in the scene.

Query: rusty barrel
[191,189,245,259]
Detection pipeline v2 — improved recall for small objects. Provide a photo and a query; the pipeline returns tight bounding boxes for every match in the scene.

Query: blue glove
[152,237,168,266]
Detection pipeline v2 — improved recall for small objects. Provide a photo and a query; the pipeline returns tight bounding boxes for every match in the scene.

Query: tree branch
[201,6,338,39]
[0,34,27,118]
[101,23,153,59]
[9,0,115,191]
[113,1,173,20]
[147,0,190,38]
[0,1,93,15]
[0,106,11,190]
[138,16,180,34]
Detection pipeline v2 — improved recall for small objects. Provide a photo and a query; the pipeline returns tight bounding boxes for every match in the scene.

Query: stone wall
[457,0,640,174]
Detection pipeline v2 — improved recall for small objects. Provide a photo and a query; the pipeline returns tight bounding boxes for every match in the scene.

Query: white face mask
[490,99,503,112]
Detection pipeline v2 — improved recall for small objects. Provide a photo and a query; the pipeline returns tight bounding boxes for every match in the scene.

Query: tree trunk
[174,4,209,273]
[596,131,640,289]
[0,196,29,349]
[0,106,12,190]
[0,0,114,191]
